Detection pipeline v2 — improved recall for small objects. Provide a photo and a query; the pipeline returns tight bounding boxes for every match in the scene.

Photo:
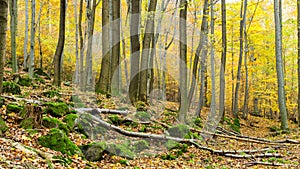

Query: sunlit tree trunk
[37,0,43,69]
[28,0,36,78]
[78,0,84,90]
[129,0,141,103]
[53,0,66,87]
[139,0,157,102]
[274,0,288,130]
[219,0,227,121]
[298,0,300,127]
[178,0,188,122]
[96,0,111,94]
[9,0,17,73]
[23,0,29,69]
[0,0,8,93]
[233,0,247,118]
[74,0,79,84]
[188,0,209,115]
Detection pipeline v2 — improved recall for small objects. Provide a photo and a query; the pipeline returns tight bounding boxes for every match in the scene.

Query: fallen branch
[224,153,283,158]
[244,161,295,167]
[73,108,131,116]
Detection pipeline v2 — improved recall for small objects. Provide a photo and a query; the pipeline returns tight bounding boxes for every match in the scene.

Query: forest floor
[0,70,299,169]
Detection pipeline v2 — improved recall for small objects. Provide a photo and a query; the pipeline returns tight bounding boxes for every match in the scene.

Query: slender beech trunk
[53,0,66,87]
[233,0,247,117]
[298,0,300,127]
[78,0,84,90]
[74,0,79,84]
[139,0,158,102]
[28,0,36,78]
[219,0,227,121]
[189,0,209,113]
[37,0,43,69]
[0,0,8,93]
[9,0,17,73]
[23,0,29,69]
[274,0,288,130]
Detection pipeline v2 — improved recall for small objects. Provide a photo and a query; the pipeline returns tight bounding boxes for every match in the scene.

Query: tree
[37,0,44,69]
[78,0,84,90]
[274,0,288,130]
[28,0,35,78]
[74,0,79,85]
[178,0,188,122]
[23,0,29,69]
[0,0,8,93]
[96,0,111,94]
[298,0,300,127]
[219,0,227,121]
[9,0,17,73]
[139,0,158,102]
[233,0,247,118]
[111,0,121,96]
[53,0,66,87]
[128,0,141,103]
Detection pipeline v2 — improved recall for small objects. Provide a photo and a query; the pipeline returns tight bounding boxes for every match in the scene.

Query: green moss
[35,77,45,84]
[44,102,69,117]
[43,90,61,98]
[2,81,21,95]
[107,144,135,159]
[20,118,34,129]
[38,128,82,156]
[7,103,23,113]
[135,101,147,111]
[108,115,123,125]
[63,114,78,131]
[133,140,149,152]
[34,68,50,79]
[0,97,5,107]
[18,75,32,86]
[230,118,241,134]
[0,118,8,135]
[194,118,202,128]
[168,124,190,138]
[84,142,107,161]
[164,140,180,150]
[135,112,151,121]
[42,117,69,134]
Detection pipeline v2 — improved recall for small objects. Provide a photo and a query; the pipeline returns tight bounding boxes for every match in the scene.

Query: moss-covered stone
[0,97,5,107]
[63,114,78,131]
[34,68,50,79]
[43,90,61,98]
[20,118,34,129]
[230,118,241,134]
[135,101,147,111]
[84,142,107,161]
[107,144,135,159]
[2,81,21,95]
[42,117,69,134]
[135,111,151,121]
[7,103,23,113]
[168,124,190,138]
[18,75,32,86]
[0,118,8,135]
[133,140,149,152]
[38,128,82,156]
[44,102,69,117]
[164,140,180,150]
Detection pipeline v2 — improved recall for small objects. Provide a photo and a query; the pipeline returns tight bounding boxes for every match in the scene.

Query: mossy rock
[168,124,190,138]
[6,103,23,113]
[0,118,8,135]
[34,68,50,79]
[44,102,69,117]
[43,90,61,98]
[84,142,107,161]
[135,111,151,121]
[106,144,135,159]
[194,118,203,128]
[63,114,78,131]
[133,140,149,152]
[35,77,45,84]
[38,128,82,156]
[2,81,21,95]
[0,97,5,107]
[42,117,69,134]
[230,118,241,134]
[76,113,107,139]
[20,118,35,129]
[164,140,180,150]
[17,75,32,87]
[135,101,147,111]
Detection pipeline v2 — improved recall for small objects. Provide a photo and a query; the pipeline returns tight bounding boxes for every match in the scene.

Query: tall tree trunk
[110,0,121,96]
[37,0,43,69]
[189,0,209,113]
[298,0,300,127]
[274,0,288,130]
[97,0,110,94]
[233,0,247,118]
[78,0,84,90]
[219,0,227,121]
[9,0,17,73]
[0,0,8,93]
[28,0,36,78]
[23,0,29,69]
[74,0,79,84]
[128,0,141,103]
[53,0,66,87]
[178,0,188,122]
[242,32,249,119]
[139,0,157,102]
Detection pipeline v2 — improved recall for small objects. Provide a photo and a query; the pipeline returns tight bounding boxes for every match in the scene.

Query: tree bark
[37,0,43,70]
[298,0,300,127]
[23,0,29,69]
[28,0,35,78]
[0,0,8,93]
[274,0,288,130]
[74,0,79,85]
[53,0,66,87]
[9,0,17,73]
[78,0,84,90]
